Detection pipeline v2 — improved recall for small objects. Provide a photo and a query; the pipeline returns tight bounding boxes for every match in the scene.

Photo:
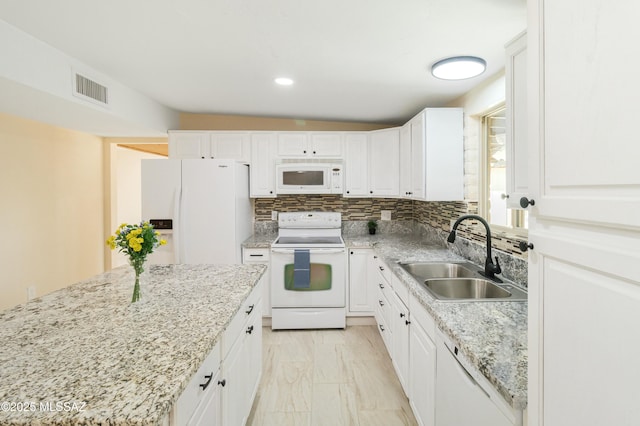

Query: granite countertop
[344,233,528,410]
[242,232,276,248]
[0,263,266,426]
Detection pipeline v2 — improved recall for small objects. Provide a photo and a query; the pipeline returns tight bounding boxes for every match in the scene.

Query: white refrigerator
[141,159,252,264]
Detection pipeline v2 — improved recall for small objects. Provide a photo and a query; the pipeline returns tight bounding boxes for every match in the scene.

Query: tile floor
[247,325,418,426]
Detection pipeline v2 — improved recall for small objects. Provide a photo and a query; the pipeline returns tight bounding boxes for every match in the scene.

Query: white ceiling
[0,0,527,125]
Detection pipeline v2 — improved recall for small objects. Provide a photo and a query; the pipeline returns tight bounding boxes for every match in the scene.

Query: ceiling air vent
[73,73,109,106]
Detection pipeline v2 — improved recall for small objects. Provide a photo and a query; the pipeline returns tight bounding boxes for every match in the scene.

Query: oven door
[270,247,346,307]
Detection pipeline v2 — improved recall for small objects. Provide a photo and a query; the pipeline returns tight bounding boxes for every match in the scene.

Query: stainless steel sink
[424,278,511,299]
[398,261,527,301]
[399,262,477,280]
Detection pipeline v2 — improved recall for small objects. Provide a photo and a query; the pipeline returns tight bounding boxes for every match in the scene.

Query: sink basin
[398,262,477,280]
[424,278,511,299]
[398,261,527,301]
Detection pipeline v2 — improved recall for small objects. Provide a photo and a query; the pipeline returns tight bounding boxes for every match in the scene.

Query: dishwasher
[435,330,522,426]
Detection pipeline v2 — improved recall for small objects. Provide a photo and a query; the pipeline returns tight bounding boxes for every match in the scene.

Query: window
[480,106,528,233]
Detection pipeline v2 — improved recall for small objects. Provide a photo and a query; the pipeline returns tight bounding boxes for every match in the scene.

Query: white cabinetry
[528,3,640,425]
[242,248,271,316]
[505,32,528,209]
[368,127,400,197]
[221,280,263,426]
[169,131,250,162]
[250,133,277,197]
[371,254,392,352]
[343,133,369,197]
[409,294,436,426]
[399,123,412,198]
[276,132,343,158]
[423,108,463,201]
[348,248,374,315]
[389,280,410,396]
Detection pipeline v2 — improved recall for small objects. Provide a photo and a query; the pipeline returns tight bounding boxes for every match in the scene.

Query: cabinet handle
[201,156,205,159]
[346,190,350,194]
[370,191,373,194]
[373,255,378,259]
[501,193,509,200]
[249,254,264,257]
[519,241,534,252]
[379,300,384,306]
[245,304,254,315]
[379,324,385,332]
[303,150,307,154]
[200,373,214,390]
[269,190,273,194]
[350,251,354,255]
[246,325,254,334]
[379,266,385,271]
[379,283,384,289]
[218,379,226,387]
[313,150,316,154]
[400,313,405,318]
[405,320,411,326]
[519,197,535,208]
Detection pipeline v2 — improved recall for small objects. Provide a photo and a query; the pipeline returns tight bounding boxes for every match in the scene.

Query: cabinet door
[187,369,222,426]
[409,113,426,200]
[276,133,308,157]
[409,318,436,426]
[309,132,343,157]
[424,108,463,201]
[348,248,374,313]
[368,128,400,197]
[344,133,369,197]
[242,248,271,316]
[245,300,263,417]
[250,133,277,197]
[168,132,210,159]
[389,290,409,396]
[505,32,528,210]
[210,132,250,162]
[399,123,412,198]
[222,332,248,426]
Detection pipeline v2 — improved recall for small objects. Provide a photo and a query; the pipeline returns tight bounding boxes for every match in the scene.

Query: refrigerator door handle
[173,186,182,263]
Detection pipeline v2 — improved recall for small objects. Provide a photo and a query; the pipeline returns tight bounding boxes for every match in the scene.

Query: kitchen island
[0,263,266,425]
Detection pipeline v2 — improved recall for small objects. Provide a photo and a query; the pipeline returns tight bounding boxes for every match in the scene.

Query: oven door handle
[271,248,346,254]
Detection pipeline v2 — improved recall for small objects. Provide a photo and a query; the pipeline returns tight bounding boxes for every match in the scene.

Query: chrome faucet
[447,214,502,283]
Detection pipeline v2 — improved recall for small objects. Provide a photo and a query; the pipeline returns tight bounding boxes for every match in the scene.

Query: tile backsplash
[254,196,529,285]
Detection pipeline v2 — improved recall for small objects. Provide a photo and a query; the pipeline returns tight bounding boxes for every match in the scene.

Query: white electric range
[270,212,346,330]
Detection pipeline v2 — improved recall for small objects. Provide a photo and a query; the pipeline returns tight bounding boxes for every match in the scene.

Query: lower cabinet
[173,279,263,426]
[409,294,437,426]
[348,248,375,315]
[242,248,271,317]
[389,287,410,396]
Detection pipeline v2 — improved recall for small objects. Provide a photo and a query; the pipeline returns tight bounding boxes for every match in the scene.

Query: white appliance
[270,212,346,329]
[275,162,343,194]
[141,159,252,264]
[435,330,515,426]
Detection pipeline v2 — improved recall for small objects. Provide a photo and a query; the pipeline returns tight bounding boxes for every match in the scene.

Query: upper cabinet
[169,131,250,162]
[250,133,277,198]
[368,127,400,197]
[276,132,343,158]
[344,133,369,197]
[505,32,528,210]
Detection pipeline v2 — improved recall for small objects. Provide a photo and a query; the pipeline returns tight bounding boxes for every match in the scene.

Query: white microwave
[275,163,343,194]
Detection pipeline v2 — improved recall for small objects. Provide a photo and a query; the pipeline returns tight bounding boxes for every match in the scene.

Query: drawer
[223,282,262,359]
[375,285,391,329]
[373,255,392,283]
[391,274,409,306]
[175,341,222,426]
[242,247,270,263]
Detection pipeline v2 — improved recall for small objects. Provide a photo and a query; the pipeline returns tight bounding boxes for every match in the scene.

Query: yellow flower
[155,231,160,236]
[106,236,116,249]
[159,239,167,246]
[132,244,142,252]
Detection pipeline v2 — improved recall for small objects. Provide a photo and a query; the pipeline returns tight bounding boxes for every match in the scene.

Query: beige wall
[0,112,105,311]
[180,112,396,131]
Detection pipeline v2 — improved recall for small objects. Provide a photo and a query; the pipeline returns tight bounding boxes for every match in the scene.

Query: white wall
[0,112,104,311]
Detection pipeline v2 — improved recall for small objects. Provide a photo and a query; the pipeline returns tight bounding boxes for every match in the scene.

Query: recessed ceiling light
[274,77,294,86]
[431,56,486,80]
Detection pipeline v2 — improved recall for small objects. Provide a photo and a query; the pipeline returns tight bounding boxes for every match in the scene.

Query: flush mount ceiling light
[431,56,487,80]
[274,77,294,86]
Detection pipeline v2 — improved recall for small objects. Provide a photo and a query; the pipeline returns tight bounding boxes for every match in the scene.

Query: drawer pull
[200,373,214,390]
[405,320,411,326]
[249,254,264,257]
[246,325,254,334]
[379,324,385,332]
[245,304,255,315]
[400,313,405,318]
[218,379,226,387]
[379,300,384,307]
[379,283,384,289]
[379,266,385,271]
